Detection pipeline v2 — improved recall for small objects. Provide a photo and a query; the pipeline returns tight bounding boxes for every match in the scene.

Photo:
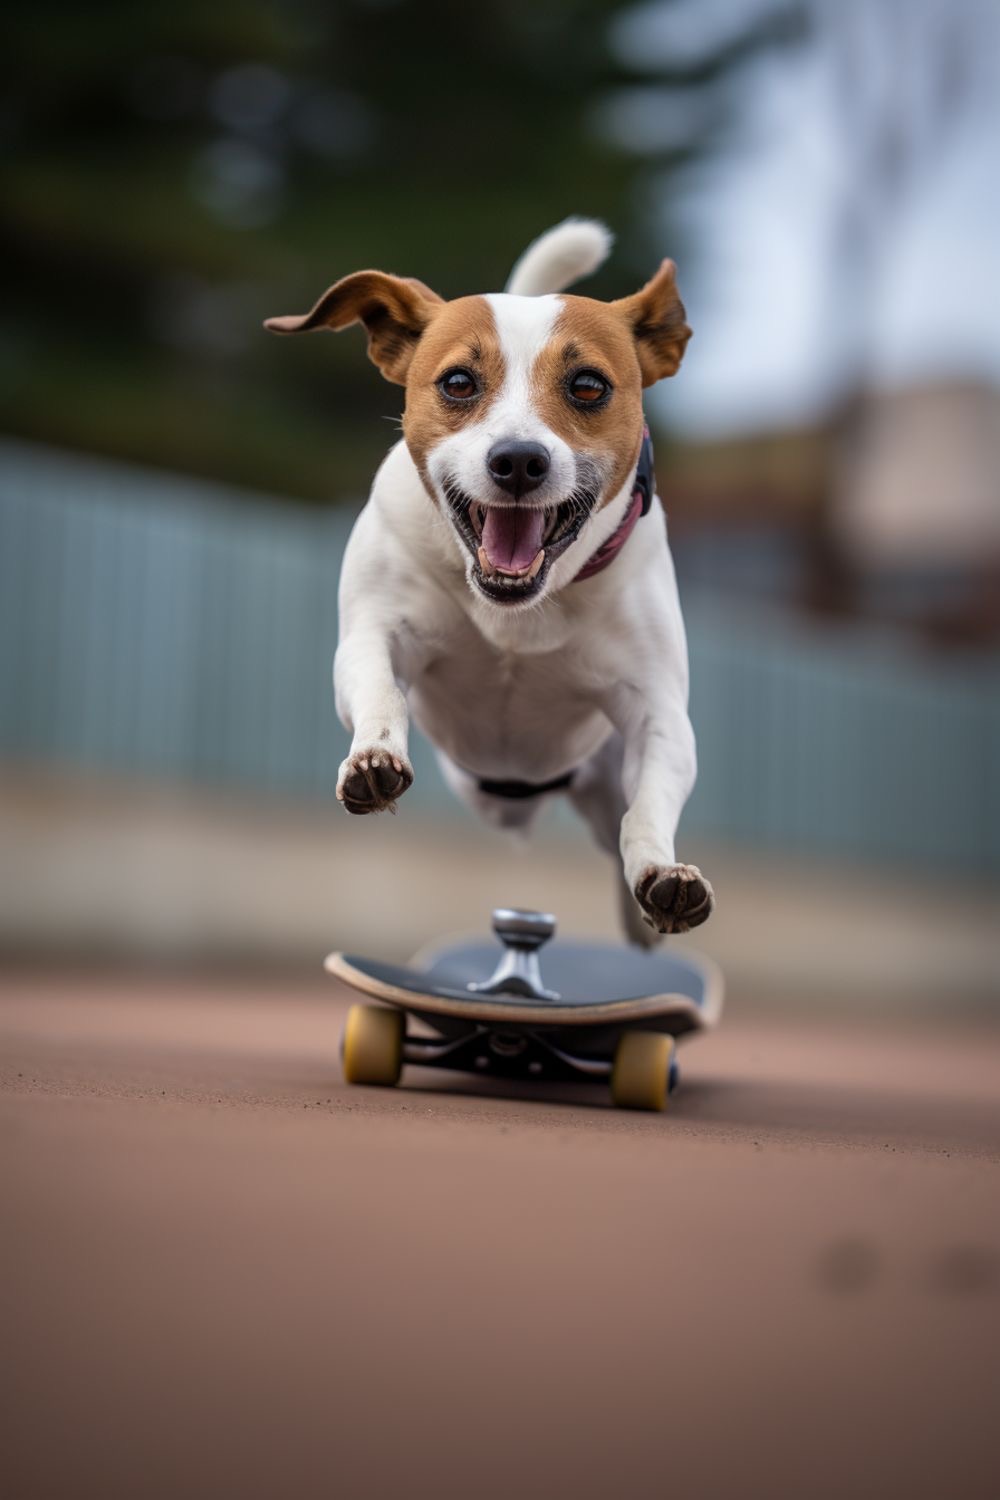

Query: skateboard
[326,908,723,1111]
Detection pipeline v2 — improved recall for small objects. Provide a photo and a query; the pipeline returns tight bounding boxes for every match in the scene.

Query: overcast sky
[606,0,1000,437]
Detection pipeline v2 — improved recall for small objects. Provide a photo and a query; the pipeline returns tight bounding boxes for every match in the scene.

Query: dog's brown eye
[568,370,610,406]
[438,368,478,401]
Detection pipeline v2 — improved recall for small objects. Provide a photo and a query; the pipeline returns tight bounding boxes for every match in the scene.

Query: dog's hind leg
[567,734,625,856]
[569,735,658,948]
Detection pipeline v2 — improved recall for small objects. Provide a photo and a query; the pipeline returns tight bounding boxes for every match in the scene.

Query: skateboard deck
[326,909,723,1110]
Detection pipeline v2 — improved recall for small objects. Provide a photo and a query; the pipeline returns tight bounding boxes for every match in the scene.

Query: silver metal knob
[467,908,559,1001]
[492,908,556,950]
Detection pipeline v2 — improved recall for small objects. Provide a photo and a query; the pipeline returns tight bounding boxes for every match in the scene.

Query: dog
[266,219,713,942]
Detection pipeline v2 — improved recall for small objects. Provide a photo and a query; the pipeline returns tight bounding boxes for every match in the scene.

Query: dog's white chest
[407,632,612,783]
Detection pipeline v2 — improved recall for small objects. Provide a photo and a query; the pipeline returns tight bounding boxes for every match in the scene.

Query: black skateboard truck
[466,908,561,1002]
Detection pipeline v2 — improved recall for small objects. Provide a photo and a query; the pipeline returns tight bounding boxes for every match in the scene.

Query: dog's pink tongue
[481,506,545,573]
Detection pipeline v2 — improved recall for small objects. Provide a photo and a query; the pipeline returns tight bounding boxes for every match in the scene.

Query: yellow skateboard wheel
[342,1004,404,1087]
[610,1031,674,1111]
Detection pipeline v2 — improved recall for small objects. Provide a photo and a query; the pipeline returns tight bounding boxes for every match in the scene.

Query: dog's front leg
[334,627,413,815]
[615,696,714,935]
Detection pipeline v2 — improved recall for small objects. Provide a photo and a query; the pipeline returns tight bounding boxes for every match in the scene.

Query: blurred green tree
[1,0,649,500]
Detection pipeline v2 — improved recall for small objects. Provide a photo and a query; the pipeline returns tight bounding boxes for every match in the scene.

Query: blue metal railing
[1,440,996,874]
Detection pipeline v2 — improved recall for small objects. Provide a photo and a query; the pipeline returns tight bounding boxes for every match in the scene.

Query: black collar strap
[477,769,575,800]
[634,421,655,516]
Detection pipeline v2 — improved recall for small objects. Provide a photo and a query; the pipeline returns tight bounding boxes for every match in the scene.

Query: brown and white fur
[266,219,713,941]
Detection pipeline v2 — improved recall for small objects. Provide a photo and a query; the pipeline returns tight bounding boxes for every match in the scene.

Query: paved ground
[2,973,999,1500]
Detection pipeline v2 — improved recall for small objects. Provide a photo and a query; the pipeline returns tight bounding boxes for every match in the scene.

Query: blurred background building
[1,0,996,1005]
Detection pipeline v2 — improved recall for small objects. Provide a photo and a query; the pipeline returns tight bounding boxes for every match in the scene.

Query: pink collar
[572,486,645,583]
[572,421,655,583]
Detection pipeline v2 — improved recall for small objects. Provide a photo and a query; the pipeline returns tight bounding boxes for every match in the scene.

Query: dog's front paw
[635,863,714,935]
[337,749,413,815]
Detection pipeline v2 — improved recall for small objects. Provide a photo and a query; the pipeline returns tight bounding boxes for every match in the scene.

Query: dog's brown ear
[613,259,691,387]
[265,272,444,383]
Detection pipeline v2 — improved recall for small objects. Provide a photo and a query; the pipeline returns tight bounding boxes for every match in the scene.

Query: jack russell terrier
[266,219,713,943]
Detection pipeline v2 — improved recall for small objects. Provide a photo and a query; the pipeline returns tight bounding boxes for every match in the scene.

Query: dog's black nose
[486,441,550,498]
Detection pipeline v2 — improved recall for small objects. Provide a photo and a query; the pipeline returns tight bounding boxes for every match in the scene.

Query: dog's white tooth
[477,546,496,577]
[526,549,544,580]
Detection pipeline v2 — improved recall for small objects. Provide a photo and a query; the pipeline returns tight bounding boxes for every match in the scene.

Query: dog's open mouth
[445,491,595,604]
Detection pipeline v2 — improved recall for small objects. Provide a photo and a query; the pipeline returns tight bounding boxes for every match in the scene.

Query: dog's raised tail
[504,218,613,297]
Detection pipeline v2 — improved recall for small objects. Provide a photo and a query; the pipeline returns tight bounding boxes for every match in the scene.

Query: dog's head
[266,263,689,608]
